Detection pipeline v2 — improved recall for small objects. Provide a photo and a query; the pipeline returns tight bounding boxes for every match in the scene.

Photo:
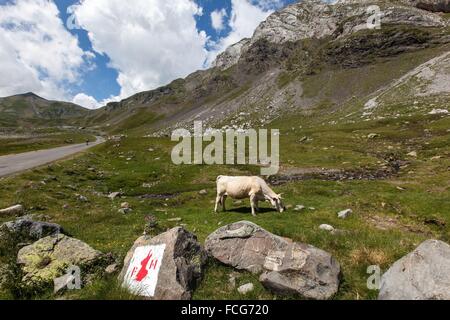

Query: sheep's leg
[222,195,227,212]
[214,194,222,213]
[250,194,257,217]
[255,201,260,212]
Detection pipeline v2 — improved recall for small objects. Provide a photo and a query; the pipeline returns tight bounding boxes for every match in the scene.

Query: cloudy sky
[0,0,300,109]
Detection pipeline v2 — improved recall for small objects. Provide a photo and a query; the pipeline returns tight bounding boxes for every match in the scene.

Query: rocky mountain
[0,92,89,127]
[68,1,450,134]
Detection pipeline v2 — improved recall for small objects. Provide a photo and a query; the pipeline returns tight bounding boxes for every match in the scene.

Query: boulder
[17,234,108,291]
[379,239,450,300]
[1,216,63,244]
[205,221,340,299]
[0,205,24,217]
[119,227,207,300]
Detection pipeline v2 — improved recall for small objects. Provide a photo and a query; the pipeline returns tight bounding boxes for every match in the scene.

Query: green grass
[0,107,448,300]
[0,130,95,156]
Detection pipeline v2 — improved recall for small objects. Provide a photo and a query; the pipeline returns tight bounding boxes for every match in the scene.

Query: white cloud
[211,8,227,32]
[206,0,278,66]
[72,93,99,109]
[0,0,287,110]
[73,0,208,101]
[0,0,91,101]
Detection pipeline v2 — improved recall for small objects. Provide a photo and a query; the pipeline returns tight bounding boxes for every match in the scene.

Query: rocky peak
[402,0,450,12]
[212,0,448,71]
[212,38,251,71]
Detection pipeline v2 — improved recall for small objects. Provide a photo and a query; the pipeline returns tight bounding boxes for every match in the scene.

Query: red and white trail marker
[123,244,166,297]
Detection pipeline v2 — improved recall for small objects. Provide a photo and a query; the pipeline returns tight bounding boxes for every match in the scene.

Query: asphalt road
[0,136,105,178]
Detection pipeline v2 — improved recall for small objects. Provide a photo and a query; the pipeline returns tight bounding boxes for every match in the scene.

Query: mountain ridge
[80,0,449,136]
[0,92,90,127]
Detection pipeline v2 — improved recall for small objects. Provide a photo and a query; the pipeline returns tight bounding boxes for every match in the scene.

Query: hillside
[86,0,449,136]
[0,92,89,128]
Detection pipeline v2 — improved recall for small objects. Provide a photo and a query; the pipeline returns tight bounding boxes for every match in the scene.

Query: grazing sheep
[215,176,286,216]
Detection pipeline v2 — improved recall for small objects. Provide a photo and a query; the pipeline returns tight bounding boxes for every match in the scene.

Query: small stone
[118,208,132,214]
[407,151,418,157]
[108,192,122,200]
[294,205,306,212]
[76,194,88,202]
[0,204,24,216]
[121,202,130,209]
[228,272,240,288]
[368,133,380,139]
[319,224,335,232]
[199,189,208,196]
[238,283,254,295]
[338,209,353,219]
[167,218,182,222]
[105,263,118,274]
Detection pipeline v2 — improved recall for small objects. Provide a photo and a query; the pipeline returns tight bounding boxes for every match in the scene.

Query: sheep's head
[269,194,286,213]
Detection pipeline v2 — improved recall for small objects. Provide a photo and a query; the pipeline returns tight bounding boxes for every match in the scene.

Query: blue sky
[0,0,298,108]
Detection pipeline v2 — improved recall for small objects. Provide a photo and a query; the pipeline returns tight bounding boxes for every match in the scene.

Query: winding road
[0,136,105,178]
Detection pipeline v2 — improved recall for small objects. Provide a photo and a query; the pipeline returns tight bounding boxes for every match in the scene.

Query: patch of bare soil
[139,193,180,199]
[269,166,398,185]
[367,215,432,235]
[269,156,408,185]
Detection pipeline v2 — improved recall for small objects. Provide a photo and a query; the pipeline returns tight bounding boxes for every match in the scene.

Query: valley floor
[0,110,449,300]
[0,129,96,156]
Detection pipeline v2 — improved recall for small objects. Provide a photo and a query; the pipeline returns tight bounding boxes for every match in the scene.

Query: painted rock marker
[119,227,207,300]
[122,244,166,297]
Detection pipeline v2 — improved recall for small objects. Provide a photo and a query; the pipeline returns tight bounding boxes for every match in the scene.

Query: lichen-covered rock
[17,234,108,291]
[119,227,207,300]
[205,221,341,299]
[379,239,450,300]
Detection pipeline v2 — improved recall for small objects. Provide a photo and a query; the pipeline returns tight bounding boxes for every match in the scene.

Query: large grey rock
[17,234,108,291]
[1,216,63,243]
[379,239,450,300]
[119,227,207,300]
[205,221,341,299]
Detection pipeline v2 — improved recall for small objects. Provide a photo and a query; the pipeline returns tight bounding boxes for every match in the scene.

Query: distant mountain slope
[83,0,448,136]
[0,92,90,127]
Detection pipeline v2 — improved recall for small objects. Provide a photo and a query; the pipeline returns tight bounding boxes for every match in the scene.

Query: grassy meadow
[0,106,448,300]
